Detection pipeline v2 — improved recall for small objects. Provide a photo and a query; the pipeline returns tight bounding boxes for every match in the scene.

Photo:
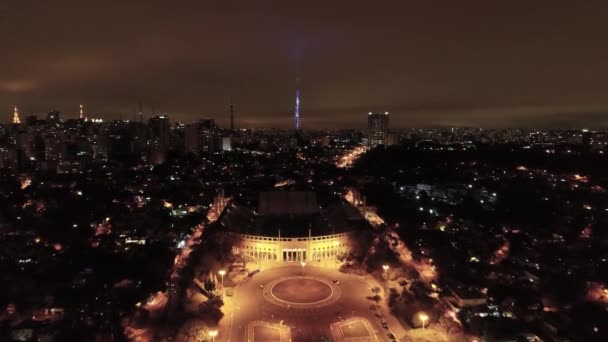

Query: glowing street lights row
[210,270,226,341]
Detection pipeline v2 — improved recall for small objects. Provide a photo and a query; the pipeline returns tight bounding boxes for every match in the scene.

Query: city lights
[1,4,604,341]
[419,312,428,329]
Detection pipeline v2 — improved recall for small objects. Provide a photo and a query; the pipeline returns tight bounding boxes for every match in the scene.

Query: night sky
[1,1,607,128]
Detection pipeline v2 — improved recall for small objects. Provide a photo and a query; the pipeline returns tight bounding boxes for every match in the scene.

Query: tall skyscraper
[184,123,200,155]
[149,116,170,151]
[294,78,301,131]
[79,104,84,119]
[12,106,20,124]
[184,119,220,154]
[368,112,390,147]
[222,137,232,151]
[148,115,170,164]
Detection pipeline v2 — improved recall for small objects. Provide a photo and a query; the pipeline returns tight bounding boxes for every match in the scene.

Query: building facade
[218,191,370,266]
[368,112,389,147]
[233,231,352,264]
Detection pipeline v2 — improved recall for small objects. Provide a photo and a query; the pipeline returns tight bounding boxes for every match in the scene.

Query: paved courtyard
[248,321,290,342]
[217,265,403,342]
[330,317,375,341]
[271,277,333,304]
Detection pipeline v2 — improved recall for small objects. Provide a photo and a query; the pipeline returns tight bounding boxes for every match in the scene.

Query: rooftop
[218,191,371,237]
[258,191,319,215]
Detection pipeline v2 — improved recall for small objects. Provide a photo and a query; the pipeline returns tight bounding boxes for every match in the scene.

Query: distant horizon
[6,104,608,130]
[3,2,608,130]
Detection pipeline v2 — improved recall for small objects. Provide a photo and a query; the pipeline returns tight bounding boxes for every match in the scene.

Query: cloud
[0,80,38,93]
[1,1,608,127]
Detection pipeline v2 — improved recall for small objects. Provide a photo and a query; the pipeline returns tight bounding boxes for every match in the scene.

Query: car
[388,333,396,340]
[338,315,344,321]
[382,322,389,329]
[259,284,264,288]
[332,280,340,285]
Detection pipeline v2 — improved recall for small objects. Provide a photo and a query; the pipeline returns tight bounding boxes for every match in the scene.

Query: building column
[307,229,312,264]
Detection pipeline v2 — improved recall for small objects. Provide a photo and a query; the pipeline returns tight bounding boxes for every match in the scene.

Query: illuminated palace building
[218,191,371,265]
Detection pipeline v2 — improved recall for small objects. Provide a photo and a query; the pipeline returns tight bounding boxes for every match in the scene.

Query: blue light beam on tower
[294,78,301,131]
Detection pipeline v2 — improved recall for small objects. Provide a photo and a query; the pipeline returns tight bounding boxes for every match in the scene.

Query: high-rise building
[148,116,170,165]
[199,118,216,130]
[184,123,200,155]
[184,119,221,155]
[149,115,170,153]
[294,78,301,131]
[12,106,20,124]
[79,104,84,119]
[222,136,232,151]
[368,112,389,147]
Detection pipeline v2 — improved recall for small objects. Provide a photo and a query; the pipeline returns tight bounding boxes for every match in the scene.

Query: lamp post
[382,264,389,278]
[301,260,306,274]
[218,270,226,298]
[419,313,428,329]
[209,330,217,342]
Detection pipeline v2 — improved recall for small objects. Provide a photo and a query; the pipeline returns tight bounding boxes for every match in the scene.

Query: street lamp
[218,270,226,297]
[209,329,217,341]
[382,264,389,277]
[419,312,428,329]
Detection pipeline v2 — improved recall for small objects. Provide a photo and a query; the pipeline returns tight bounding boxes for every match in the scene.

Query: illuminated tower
[12,106,20,124]
[79,104,84,119]
[294,78,301,131]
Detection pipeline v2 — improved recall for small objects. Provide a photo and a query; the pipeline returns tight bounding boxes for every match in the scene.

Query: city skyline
[2,2,608,128]
[1,3,607,341]
[6,102,608,130]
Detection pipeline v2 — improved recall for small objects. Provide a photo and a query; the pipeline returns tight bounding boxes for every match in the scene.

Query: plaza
[218,265,400,342]
[210,191,402,341]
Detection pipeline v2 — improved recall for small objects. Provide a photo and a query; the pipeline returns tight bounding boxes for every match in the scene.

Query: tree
[175,319,211,342]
